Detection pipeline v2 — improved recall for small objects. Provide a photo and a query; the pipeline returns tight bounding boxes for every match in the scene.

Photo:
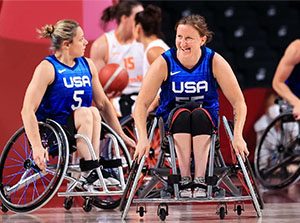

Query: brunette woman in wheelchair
[133,14,249,198]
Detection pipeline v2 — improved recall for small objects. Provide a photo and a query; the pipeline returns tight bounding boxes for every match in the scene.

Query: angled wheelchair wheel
[222,116,264,213]
[0,120,69,213]
[119,159,139,212]
[91,122,132,210]
[120,113,161,167]
[255,113,300,189]
[237,158,264,210]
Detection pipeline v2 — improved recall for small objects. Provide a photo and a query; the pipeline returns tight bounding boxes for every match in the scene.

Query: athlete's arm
[133,56,167,161]
[146,46,166,65]
[21,61,54,171]
[272,40,300,115]
[87,58,135,147]
[90,34,108,72]
[146,46,167,113]
[213,52,249,161]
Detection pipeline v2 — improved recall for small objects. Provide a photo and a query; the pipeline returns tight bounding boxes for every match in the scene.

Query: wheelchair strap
[99,156,122,168]
[167,174,181,185]
[206,175,218,186]
[79,159,100,171]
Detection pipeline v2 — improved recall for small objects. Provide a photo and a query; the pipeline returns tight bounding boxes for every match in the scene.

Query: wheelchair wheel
[0,120,69,212]
[120,114,161,167]
[119,159,139,212]
[237,158,264,210]
[255,113,300,189]
[91,122,132,210]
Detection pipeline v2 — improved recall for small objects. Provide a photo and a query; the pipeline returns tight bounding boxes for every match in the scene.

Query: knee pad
[191,108,213,136]
[170,109,191,134]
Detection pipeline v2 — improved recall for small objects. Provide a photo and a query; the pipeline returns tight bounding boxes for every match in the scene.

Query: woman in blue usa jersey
[133,15,249,198]
[21,19,135,183]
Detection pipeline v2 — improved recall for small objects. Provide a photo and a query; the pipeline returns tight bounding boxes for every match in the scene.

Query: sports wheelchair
[254,99,300,189]
[120,115,264,220]
[0,119,132,213]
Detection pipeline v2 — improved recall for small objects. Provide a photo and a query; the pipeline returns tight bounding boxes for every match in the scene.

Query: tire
[63,197,73,210]
[236,205,242,216]
[245,158,264,210]
[0,120,69,213]
[159,208,167,221]
[254,113,300,189]
[119,159,139,211]
[219,206,225,219]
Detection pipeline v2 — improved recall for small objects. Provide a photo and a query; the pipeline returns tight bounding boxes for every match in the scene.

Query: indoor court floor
[1,183,299,223]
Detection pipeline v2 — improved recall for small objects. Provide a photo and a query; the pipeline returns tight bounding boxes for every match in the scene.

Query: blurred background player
[272,39,300,120]
[134,4,169,112]
[90,0,144,117]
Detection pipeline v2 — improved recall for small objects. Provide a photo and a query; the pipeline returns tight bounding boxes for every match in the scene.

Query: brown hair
[37,19,79,51]
[135,5,163,38]
[175,15,213,44]
[101,0,142,25]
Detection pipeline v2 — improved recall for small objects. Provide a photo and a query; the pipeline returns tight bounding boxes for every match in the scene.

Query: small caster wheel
[63,197,73,210]
[83,198,92,212]
[138,206,145,217]
[1,203,8,213]
[236,205,242,216]
[159,208,167,221]
[157,203,168,221]
[219,206,226,219]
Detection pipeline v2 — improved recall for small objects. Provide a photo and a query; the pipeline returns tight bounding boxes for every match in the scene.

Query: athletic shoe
[193,177,207,198]
[179,176,193,198]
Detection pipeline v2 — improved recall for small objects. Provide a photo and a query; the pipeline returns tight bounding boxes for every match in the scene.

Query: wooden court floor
[1,183,300,223]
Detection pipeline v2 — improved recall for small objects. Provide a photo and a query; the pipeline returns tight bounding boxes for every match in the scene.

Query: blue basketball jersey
[285,63,300,98]
[156,47,219,126]
[36,55,93,125]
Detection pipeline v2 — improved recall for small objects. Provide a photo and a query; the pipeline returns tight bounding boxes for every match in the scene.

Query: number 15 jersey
[36,55,93,125]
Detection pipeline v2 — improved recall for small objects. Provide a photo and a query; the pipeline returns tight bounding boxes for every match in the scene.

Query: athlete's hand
[134,137,151,163]
[32,146,49,173]
[293,102,300,120]
[121,133,136,148]
[232,135,249,162]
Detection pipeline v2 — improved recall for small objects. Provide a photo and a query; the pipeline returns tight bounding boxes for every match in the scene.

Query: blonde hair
[37,19,79,51]
[175,15,213,44]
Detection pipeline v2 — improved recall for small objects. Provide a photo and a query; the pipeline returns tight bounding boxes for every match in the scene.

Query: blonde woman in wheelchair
[21,19,135,186]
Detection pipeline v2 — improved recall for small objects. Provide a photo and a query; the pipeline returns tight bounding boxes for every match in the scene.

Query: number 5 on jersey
[71,90,84,110]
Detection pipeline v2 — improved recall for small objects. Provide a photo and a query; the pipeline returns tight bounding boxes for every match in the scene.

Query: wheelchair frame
[0,119,132,213]
[120,116,263,220]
